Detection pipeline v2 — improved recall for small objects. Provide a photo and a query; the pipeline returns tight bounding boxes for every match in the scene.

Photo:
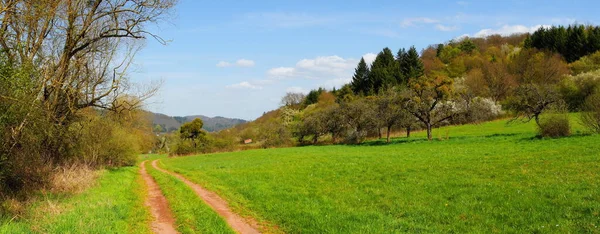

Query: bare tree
[0,0,174,123]
[281,92,306,108]
[0,0,175,161]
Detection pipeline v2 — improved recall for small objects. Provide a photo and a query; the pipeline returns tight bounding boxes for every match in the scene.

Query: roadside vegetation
[159,117,600,233]
[0,0,174,217]
[0,166,151,233]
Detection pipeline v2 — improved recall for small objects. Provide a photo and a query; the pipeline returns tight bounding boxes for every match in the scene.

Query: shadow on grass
[518,132,594,142]
[349,132,527,147]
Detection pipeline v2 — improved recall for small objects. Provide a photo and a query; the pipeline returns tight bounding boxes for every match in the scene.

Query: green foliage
[569,50,600,74]
[526,24,600,63]
[179,118,206,149]
[559,70,600,111]
[350,58,371,95]
[304,88,325,106]
[159,117,600,233]
[458,38,477,54]
[368,47,398,94]
[398,46,425,83]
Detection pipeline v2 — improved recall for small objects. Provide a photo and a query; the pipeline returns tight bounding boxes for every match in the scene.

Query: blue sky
[131,0,599,120]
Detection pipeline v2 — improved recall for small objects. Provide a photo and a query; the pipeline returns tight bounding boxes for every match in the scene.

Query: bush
[538,114,571,138]
[581,91,600,133]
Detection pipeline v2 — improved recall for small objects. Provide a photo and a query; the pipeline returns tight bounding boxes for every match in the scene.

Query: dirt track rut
[151,159,262,234]
[140,161,179,234]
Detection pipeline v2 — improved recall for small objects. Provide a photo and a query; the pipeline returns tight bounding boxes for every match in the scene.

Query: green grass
[160,117,600,233]
[145,160,235,234]
[0,166,151,234]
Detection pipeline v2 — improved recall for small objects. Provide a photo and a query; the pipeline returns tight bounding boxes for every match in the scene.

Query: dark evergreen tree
[527,24,600,63]
[304,88,324,106]
[403,46,425,81]
[396,48,408,85]
[350,58,370,95]
[368,47,397,94]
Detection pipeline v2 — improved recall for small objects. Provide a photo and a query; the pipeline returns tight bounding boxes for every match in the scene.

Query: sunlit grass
[146,160,235,234]
[0,167,151,234]
[160,116,600,233]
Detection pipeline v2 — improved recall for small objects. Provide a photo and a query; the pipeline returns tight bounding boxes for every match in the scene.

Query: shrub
[581,91,600,133]
[538,114,571,138]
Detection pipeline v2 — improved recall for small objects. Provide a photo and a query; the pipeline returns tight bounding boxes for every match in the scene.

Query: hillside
[151,112,247,132]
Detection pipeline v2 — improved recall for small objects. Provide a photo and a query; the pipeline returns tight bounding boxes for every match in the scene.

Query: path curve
[140,160,179,234]
[151,160,262,234]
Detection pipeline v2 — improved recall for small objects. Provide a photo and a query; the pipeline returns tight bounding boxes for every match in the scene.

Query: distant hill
[150,112,247,132]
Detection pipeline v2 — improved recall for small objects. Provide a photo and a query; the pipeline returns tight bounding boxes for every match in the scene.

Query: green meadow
[159,117,600,233]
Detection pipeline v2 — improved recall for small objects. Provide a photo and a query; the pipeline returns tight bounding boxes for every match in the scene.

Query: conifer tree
[368,47,397,94]
[403,46,425,81]
[350,58,370,95]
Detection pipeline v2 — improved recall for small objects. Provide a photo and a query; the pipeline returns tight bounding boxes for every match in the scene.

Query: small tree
[505,84,562,127]
[375,88,412,142]
[322,105,347,143]
[404,75,456,140]
[341,99,377,144]
[179,118,205,148]
[581,90,600,133]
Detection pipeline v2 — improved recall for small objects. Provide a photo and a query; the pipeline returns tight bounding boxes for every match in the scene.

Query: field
[1,116,599,233]
[158,117,600,233]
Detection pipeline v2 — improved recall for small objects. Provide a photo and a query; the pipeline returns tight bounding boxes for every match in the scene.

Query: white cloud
[362,53,377,66]
[217,59,256,68]
[268,55,361,81]
[216,61,232,67]
[456,1,468,6]
[267,67,297,79]
[401,17,439,27]
[435,24,458,32]
[472,24,550,38]
[286,86,309,94]
[236,59,255,67]
[226,81,262,90]
[296,55,356,74]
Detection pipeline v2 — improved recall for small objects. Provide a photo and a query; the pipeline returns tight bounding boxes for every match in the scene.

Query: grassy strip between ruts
[0,166,151,234]
[146,160,235,234]
[159,117,600,233]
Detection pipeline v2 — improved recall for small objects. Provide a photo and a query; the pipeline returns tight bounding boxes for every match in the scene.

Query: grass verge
[146,160,235,234]
[0,166,151,233]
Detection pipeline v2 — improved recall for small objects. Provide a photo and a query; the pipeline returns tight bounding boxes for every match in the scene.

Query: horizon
[131,0,600,120]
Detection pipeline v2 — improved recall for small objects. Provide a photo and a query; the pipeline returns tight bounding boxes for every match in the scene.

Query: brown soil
[140,161,179,234]
[151,160,262,234]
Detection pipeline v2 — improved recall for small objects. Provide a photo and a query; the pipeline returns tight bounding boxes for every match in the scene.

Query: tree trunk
[313,135,318,144]
[386,126,392,143]
[426,123,432,141]
[406,126,411,138]
[378,128,382,139]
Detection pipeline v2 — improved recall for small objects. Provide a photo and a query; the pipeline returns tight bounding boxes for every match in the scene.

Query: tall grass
[0,167,151,233]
